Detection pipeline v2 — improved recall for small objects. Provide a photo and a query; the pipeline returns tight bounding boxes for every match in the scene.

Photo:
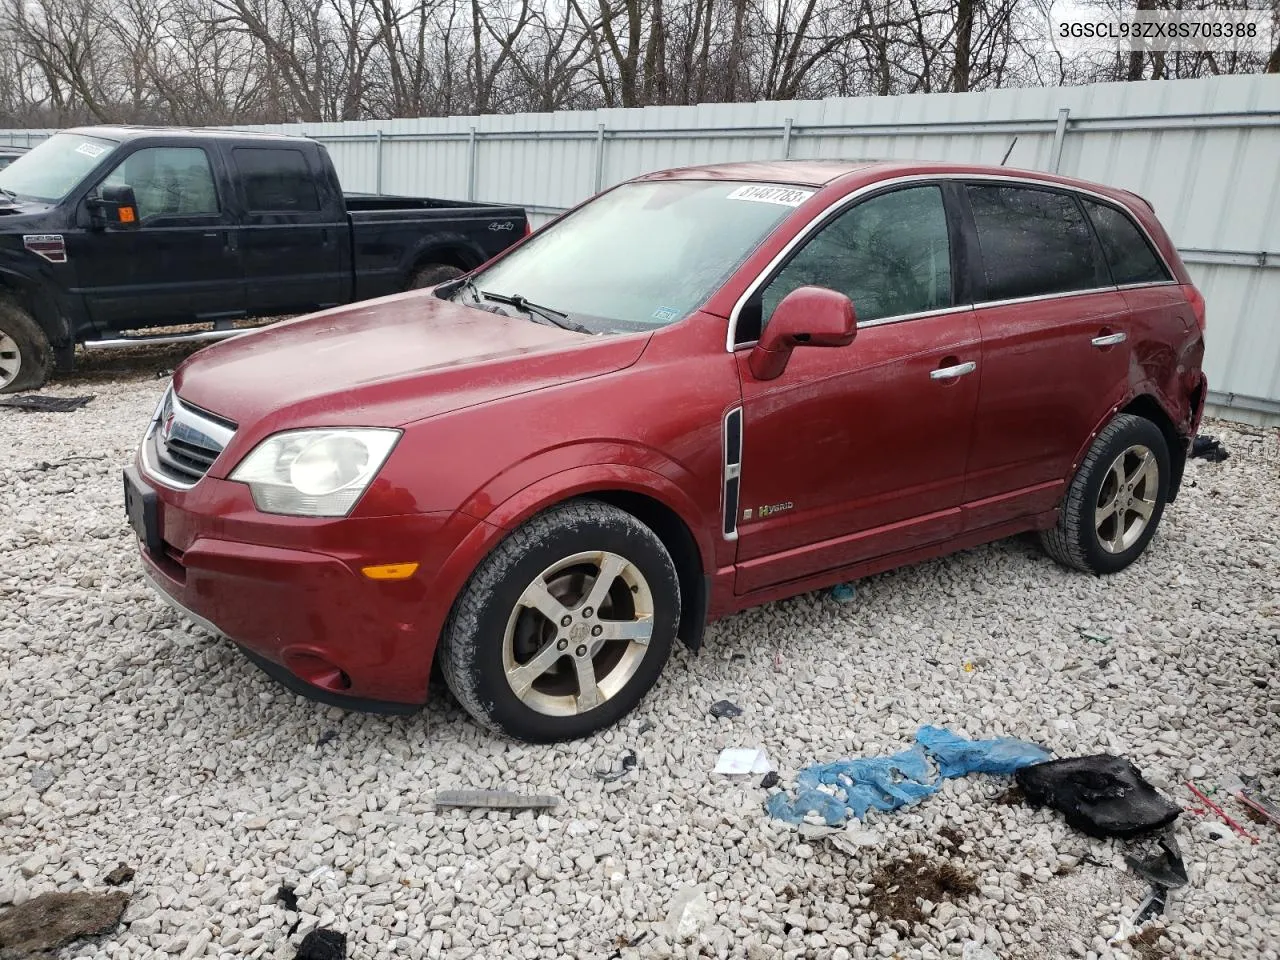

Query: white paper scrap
[714,747,774,775]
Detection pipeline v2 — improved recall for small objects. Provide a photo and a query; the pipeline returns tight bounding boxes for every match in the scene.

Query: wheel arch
[404,235,489,283]
[1120,392,1187,501]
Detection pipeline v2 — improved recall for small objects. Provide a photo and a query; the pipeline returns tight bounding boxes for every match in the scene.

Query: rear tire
[439,500,680,742]
[408,263,465,290]
[0,298,53,394]
[1040,413,1170,574]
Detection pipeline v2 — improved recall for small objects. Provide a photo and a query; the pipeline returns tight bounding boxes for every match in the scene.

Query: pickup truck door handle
[1091,331,1128,348]
[930,361,977,381]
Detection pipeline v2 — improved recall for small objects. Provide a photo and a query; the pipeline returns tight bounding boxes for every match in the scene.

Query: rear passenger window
[233,148,321,212]
[966,185,1101,301]
[748,185,951,340]
[1082,199,1171,286]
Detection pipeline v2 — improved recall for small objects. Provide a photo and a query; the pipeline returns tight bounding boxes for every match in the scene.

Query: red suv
[126,160,1207,741]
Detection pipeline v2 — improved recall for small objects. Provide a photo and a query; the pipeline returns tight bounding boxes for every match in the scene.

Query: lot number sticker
[75,142,107,159]
[726,185,814,207]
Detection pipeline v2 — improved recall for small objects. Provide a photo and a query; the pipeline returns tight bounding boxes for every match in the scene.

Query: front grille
[143,388,237,489]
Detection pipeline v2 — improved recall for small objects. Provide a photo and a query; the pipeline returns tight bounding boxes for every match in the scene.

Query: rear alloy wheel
[1040,413,1170,574]
[0,298,53,393]
[439,500,679,741]
[409,263,465,290]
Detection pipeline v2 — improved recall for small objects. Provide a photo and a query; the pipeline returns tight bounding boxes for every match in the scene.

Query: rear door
[733,183,982,593]
[229,145,346,315]
[78,143,244,328]
[962,182,1130,527]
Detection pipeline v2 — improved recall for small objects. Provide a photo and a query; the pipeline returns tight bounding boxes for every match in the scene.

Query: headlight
[229,428,401,517]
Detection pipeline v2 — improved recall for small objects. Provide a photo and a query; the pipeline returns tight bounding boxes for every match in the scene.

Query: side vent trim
[722,407,743,541]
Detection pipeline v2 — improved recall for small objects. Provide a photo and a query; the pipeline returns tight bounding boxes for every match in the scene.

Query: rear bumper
[133,467,482,707]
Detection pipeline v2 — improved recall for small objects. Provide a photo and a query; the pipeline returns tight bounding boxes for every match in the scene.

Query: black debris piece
[595,749,638,782]
[103,863,135,886]
[1190,435,1229,463]
[1015,754,1181,839]
[760,771,780,790]
[0,394,94,413]
[0,890,129,958]
[315,729,338,749]
[1132,886,1167,926]
[1124,826,1188,889]
[709,700,743,719]
[277,884,300,912]
[295,928,346,960]
[637,720,654,735]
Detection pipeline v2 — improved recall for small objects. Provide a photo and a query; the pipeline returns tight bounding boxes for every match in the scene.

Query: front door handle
[930,361,977,381]
[1091,331,1127,348]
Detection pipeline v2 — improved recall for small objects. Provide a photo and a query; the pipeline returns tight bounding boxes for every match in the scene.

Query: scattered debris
[829,582,856,603]
[595,749,638,782]
[1185,780,1258,843]
[295,927,346,960]
[0,394,94,413]
[937,824,965,849]
[664,885,710,942]
[1015,755,1179,839]
[768,726,1050,825]
[102,863,135,886]
[605,932,649,959]
[636,720,654,735]
[1078,628,1111,644]
[277,884,300,912]
[433,789,560,811]
[0,890,129,958]
[760,771,780,789]
[1190,434,1229,462]
[714,747,773,776]
[709,699,743,719]
[1125,925,1170,960]
[1132,886,1167,926]
[866,854,977,927]
[314,729,339,749]
[1124,826,1188,889]
[1221,772,1280,829]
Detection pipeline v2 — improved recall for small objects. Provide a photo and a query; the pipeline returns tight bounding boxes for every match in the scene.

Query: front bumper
[129,464,481,708]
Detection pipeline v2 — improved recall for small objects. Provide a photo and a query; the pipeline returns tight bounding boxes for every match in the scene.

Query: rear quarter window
[233,147,321,212]
[1082,199,1171,286]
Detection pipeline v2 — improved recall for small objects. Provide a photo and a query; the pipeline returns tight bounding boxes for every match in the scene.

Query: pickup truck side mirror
[747,286,857,381]
[87,184,140,228]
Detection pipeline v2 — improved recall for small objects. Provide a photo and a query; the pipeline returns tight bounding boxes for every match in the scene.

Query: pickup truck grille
[142,388,237,489]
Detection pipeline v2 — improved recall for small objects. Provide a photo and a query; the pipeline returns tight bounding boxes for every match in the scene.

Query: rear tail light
[523,220,533,238]
[1181,284,1206,330]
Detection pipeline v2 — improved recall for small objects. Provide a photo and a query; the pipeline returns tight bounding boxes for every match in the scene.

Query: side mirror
[747,286,857,381]
[87,184,140,228]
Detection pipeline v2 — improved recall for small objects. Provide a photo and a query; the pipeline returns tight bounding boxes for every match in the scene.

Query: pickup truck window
[0,132,117,202]
[466,180,802,333]
[102,147,220,219]
[233,148,321,212]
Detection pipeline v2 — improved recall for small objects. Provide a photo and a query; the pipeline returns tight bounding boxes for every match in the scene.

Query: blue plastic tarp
[766,726,1052,825]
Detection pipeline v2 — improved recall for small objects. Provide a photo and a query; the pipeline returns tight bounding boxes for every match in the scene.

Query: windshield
[462,180,812,333]
[0,133,117,202]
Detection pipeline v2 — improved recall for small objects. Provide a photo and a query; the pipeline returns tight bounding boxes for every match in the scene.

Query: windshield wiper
[476,289,594,335]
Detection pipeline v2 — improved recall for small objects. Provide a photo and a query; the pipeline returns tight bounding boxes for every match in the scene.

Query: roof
[64,125,312,144]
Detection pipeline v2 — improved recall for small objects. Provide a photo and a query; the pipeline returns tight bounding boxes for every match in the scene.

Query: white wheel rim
[0,331,21,389]
[502,550,654,717]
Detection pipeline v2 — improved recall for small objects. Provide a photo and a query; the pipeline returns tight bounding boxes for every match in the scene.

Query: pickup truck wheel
[0,299,53,394]
[409,263,465,290]
[439,500,679,742]
[1040,413,1170,574]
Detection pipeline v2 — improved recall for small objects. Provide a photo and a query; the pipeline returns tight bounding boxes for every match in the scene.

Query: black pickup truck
[0,126,528,391]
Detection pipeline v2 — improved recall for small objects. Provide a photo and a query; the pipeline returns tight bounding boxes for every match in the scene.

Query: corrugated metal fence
[4,74,1279,421]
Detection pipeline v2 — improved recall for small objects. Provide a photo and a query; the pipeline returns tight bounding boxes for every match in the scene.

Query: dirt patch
[937,824,966,849]
[866,854,978,927]
[1126,925,1169,959]
[0,890,129,959]
[992,784,1025,806]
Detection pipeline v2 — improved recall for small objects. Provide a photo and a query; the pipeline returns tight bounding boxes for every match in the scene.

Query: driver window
[101,147,220,220]
[742,185,952,342]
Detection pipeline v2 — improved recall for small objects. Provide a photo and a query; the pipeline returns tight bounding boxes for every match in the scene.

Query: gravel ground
[2,353,1278,960]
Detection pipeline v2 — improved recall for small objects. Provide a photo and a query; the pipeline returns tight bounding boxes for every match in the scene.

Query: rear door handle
[1091,332,1127,348]
[930,361,976,380]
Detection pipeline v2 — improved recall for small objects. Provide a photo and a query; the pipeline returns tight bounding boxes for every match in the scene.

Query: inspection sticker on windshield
[75,142,107,159]
[726,185,814,207]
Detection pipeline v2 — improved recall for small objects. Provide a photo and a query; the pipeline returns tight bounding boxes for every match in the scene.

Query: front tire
[0,298,53,394]
[439,500,680,742]
[1040,413,1171,574]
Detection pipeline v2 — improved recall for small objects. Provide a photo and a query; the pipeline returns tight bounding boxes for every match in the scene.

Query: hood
[174,290,649,435]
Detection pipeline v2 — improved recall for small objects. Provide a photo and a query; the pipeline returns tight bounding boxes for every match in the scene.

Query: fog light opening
[285,651,352,692]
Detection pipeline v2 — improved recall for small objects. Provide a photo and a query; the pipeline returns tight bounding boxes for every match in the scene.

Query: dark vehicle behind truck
[0,126,528,392]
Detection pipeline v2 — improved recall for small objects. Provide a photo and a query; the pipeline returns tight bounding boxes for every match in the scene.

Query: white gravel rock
[2,359,1279,959]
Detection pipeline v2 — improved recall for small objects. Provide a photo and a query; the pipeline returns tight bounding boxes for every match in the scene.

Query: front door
[76,145,244,330]
[732,184,981,594]
[960,183,1131,527]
